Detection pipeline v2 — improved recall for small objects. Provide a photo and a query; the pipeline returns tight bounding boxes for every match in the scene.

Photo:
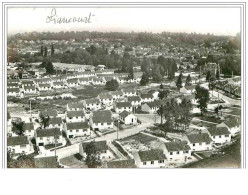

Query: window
[206,142,210,145]
[159,160,164,163]
[76,130,79,132]
[213,136,215,139]
[199,143,202,146]
[40,137,43,140]
[70,130,72,132]
[193,143,195,146]
[225,135,229,137]
[170,152,173,155]
[20,144,26,149]
[101,123,104,126]
[83,129,88,132]
[151,161,154,164]
[143,162,146,165]
[107,122,111,125]
[219,135,222,138]
[184,151,189,154]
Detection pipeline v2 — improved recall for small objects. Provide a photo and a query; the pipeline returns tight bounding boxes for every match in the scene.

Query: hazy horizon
[8,7,241,36]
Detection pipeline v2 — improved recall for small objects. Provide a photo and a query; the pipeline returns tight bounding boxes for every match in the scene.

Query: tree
[160,84,164,89]
[157,105,164,125]
[51,45,55,56]
[44,46,48,57]
[85,141,101,168]
[180,98,192,130]
[152,64,163,82]
[140,73,149,86]
[45,61,55,75]
[158,90,169,100]
[105,79,119,91]
[206,70,211,82]
[12,121,25,136]
[39,114,50,128]
[40,46,44,56]
[176,72,183,89]
[216,69,220,80]
[128,66,134,80]
[185,74,192,86]
[195,84,210,115]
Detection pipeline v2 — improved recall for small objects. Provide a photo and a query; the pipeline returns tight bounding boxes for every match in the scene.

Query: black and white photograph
[1,1,246,170]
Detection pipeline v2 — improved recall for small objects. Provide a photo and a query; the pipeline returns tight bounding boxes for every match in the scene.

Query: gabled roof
[36,128,61,137]
[140,93,154,99]
[224,117,240,128]
[92,110,112,123]
[24,86,36,90]
[122,89,136,93]
[67,110,85,118]
[66,122,89,130]
[116,101,132,108]
[7,136,29,146]
[85,98,100,104]
[99,93,113,99]
[8,78,20,83]
[22,80,34,84]
[7,88,20,93]
[128,96,141,102]
[186,133,212,143]
[81,141,108,152]
[34,78,51,83]
[78,78,89,82]
[208,126,230,136]
[39,84,52,88]
[107,159,136,168]
[7,82,19,87]
[40,110,58,117]
[164,141,191,152]
[67,103,84,110]
[53,82,65,86]
[111,91,123,96]
[119,110,130,118]
[23,123,34,131]
[48,117,62,125]
[146,100,163,108]
[138,149,166,162]
[67,78,78,83]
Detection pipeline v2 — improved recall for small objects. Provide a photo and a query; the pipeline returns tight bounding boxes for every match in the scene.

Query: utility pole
[117,120,119,140]
[30,100,32,122]
[54,131,57,160]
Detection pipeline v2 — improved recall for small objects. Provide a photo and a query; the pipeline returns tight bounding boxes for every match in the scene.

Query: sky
[7,7,241,36]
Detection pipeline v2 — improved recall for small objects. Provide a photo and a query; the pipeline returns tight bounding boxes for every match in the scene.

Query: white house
[23,123,35,138]
[161,141,191,163]
[141,101,162,114]
[140,93,155,103]
[119,110,138,125]
[7,136,33,154]
[79,140,114,161]
[53,82,66,89]
[128,96,142,107]
[66,122,90,138]
[122,89,137,97]
[89,110,113,131]
[66,111,85,123]
[7,82,19,89]
[133,149,166,168]
[46,117,63,130]
[38,84,52,91]
[67,78,79,87]
[21,80,35,88]
[35,128,64,147]
[84,99,101,111]
[23,86,37,94]
[78,78,89,85]
[115,101,132,113]
[111,91,124,100]
[91,77,106,85]
[7,88,20,97]
[34,78,52,86]
[216,117,240,136]
[184,133,213,151]
[98,93,114,105]
[207,126,232,144]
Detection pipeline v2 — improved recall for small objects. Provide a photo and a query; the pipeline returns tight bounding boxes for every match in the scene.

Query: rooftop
[164,141,191,152]
[186,133,212,143]
[36,128,61,137]
[66,122,89,130]
[107,159,136,168]
[138,149,166,162]
[208,126,230,136]
[7,136,29,146]
[92,110,112,123]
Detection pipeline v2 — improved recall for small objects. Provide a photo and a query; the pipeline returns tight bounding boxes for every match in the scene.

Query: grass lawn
[72,85,107,100]
[183,137,241,168]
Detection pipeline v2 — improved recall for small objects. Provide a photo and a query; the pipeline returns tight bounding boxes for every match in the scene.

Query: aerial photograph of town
[6,6,241,168]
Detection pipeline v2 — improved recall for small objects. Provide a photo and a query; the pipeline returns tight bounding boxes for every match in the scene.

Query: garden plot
[118,133,158,155]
